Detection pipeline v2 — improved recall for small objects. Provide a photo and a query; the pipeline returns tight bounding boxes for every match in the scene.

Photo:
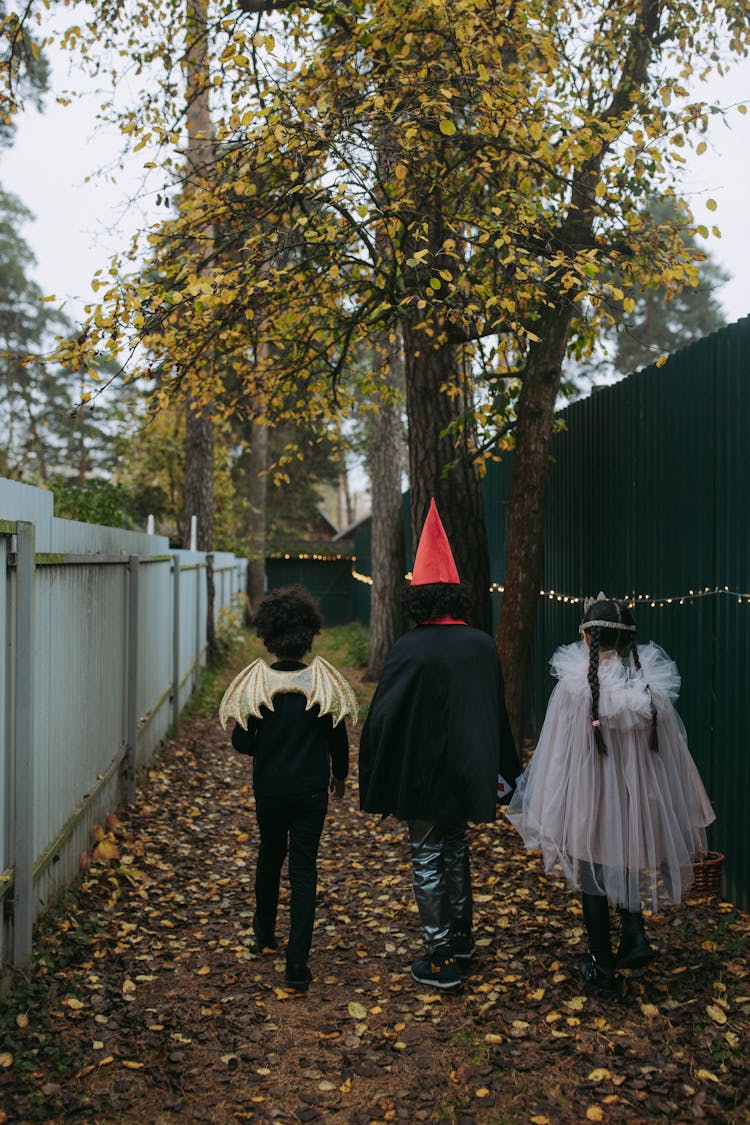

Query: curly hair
[252,585,322,660]
[402,582,472,624]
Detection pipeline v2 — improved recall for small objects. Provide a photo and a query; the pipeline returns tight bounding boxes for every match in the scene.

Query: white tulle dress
[506,641,716,911]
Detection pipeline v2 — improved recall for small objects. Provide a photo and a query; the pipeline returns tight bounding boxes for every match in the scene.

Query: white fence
[0,477,248,972]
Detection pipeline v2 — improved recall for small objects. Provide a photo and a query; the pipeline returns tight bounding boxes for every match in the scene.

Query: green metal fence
[266,552,355,626]
[484,316,750,910]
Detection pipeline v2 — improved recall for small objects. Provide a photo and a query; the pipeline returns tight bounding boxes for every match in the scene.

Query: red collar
[419,616,467,626]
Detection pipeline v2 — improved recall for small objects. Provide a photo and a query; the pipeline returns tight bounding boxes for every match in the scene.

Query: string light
[275,552,349,562]
[352,568,750,606]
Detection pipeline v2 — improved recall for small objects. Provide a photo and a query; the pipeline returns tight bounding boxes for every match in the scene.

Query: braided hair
[581,599,659,755]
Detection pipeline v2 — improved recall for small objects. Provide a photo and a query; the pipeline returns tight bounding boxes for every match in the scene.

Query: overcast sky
[1,44,749,329]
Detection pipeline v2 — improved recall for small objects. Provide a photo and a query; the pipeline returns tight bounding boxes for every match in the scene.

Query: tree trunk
[366,332,405,679]
[246,410,268,620]
[403,312,492,633]
[496,302,574,745]
[183,0,217,662]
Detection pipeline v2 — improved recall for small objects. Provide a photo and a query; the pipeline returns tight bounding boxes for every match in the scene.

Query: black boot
[580,952,617,996]
[616,909,656,969]
[580,893,618,996]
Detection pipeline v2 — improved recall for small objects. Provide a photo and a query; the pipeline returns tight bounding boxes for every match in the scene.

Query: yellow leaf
[705,198,717,212]
[475,1087,490,1098]
[65,997,84,1010]
[196,966,211,976]
[16,1014,29,1029]
[439,119,457,136]
[529,122,543,142]
[588,1068,612,1082]
[696,1068,720,1083]
[586,1108,604,1122]
[122,1060,144,1069]
[98,1056,114,1067]
[530,1117,550,1124]
[706,1004,727,1025]
[655,355,668,368]
[594,182,606,198]
[640,1003,659,1018]
[0,1052,13,1068]
[348,1002,367,1020]
[566,995,586,1011]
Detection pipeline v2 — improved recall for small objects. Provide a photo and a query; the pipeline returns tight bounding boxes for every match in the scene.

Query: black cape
[359,624,520,823]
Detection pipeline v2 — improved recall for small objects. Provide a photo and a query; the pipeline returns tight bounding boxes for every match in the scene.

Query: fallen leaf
[586,1107,604,1122]
[706,1004,727,1024]
[348,1001,367,1020]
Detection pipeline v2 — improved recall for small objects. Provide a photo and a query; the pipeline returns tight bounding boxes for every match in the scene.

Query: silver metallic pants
[408,819,473,954]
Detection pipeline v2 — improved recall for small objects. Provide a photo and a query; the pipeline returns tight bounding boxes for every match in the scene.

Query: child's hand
[330,777,345,801]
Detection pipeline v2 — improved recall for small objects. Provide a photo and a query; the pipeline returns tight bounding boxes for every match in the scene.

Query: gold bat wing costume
[219,655,359,731]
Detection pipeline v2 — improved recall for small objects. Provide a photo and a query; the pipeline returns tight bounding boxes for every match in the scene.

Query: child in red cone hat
[359,500,520,990]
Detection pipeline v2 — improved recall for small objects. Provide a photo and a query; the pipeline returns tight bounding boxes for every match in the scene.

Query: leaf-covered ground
[1,635,748,1124]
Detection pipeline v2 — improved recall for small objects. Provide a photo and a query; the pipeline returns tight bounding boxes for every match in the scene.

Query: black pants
[253,790,328,963]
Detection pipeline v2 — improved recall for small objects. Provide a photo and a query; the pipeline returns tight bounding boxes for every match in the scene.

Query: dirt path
[2,703,749,1124]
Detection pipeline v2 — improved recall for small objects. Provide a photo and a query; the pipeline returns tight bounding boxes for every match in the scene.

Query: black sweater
[231,660,349,796]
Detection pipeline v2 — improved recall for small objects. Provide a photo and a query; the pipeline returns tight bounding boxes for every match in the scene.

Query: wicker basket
[690,850,725,897]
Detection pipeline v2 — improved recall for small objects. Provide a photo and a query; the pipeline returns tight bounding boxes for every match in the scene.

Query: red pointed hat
[410,498,460,585]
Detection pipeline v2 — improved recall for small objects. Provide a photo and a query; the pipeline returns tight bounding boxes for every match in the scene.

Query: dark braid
[582,597,659,755]
[586,627,607,754]
[630,641,659,752]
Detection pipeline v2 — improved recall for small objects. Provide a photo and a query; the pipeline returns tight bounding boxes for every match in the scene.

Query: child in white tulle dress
[506,596,716,995]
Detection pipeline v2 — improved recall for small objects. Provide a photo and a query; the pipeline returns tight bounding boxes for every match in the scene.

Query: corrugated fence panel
[34,560,128,907]
[0,534,8,955]
[711,318,750,907]
[136,557,174,766]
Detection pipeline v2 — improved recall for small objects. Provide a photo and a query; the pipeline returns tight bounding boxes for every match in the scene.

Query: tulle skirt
[506,644,716,912]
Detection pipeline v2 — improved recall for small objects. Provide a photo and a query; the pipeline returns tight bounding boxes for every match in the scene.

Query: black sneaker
[451,929,476,961]
[579,954,618,998]
[285,961,312,992]
[411,945,462,991]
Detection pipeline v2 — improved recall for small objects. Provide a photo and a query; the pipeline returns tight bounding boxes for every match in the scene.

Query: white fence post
[172,555,181,730]
[12,521,35,969]
[125,556,139,804]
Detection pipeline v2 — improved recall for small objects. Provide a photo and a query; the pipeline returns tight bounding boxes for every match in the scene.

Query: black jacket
[358,624,519,823]
[231,660,349,796]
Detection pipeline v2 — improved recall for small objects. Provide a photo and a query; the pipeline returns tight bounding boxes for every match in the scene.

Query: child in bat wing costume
[219,585,358,992]
[358,500,521,991]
